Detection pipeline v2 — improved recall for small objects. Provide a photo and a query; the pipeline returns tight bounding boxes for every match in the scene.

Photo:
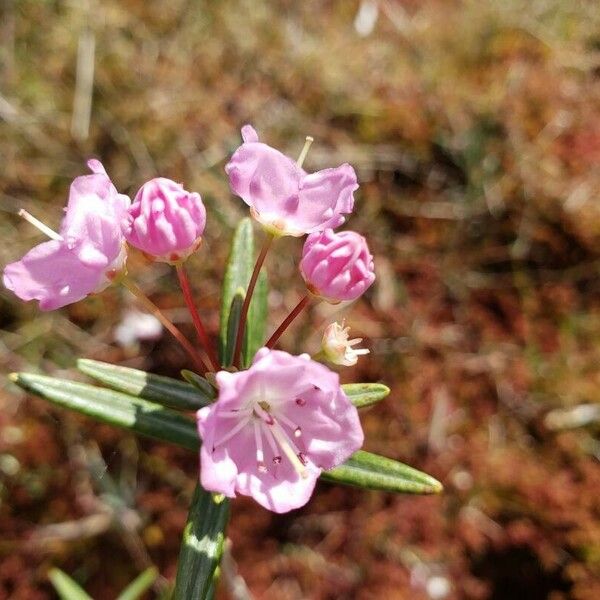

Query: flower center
[253,403,308,479]
[213,394,310,479]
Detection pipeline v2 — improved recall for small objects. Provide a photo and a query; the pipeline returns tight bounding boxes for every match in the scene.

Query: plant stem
[232,233,274,368]
[176,263,220,372]
[265,294,311,349]
[121,277,208,374]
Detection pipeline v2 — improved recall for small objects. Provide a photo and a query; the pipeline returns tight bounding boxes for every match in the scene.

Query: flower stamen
[254,420,267,473]
[296,135,314,168]
[275,411,302,437]
[269,421,309,479]
[212,415,251,450]
[255,404,308,479]
[18,209,63,241]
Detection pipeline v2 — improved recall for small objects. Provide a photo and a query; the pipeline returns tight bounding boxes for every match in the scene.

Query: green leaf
[116,567,158,600]
[77,358,213,411]
[219,218,254,364]
[11,373,199,451]
[180,370,217,399]
[321,450,443,494]
[342,383,390,408]
[173,487,229,600]
[79,359,388,411]
[10,372,441,495]
[48,569,93,600]
[244,269,267,368]
[219,218,268,367]
[223,291,244,367]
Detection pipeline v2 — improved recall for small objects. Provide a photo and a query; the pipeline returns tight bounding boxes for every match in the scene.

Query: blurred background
[1,1,599,598]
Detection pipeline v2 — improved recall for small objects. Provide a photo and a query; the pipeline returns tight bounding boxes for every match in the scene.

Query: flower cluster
[4,126,377,513]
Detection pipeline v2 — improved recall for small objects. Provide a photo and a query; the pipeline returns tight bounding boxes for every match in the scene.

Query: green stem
[173,486,230,600]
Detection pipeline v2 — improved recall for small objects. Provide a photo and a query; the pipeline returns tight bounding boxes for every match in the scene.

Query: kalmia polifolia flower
[3,160,130,311]
[300,229,375,303]
[321,321,369,367]
[197,348,364,513]
[225,125,358,237]
[123,178,206,263]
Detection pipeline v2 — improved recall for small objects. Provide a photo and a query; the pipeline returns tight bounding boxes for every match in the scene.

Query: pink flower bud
[300,229,375,303]
[123,178,206,263]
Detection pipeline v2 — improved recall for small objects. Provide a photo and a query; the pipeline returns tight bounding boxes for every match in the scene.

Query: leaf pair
[10,367,441,495]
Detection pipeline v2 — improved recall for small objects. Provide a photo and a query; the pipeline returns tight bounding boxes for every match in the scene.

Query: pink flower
[3,160,130,311]
[197,348,364,513]
[123,178,206,263]
[300,229,375,303]
[225,125,358,237]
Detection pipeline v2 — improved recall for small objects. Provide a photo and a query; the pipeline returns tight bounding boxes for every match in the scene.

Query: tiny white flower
[321,321,369,367]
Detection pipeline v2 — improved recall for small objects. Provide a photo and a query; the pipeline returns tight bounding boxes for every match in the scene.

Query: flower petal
[225,141,302,227]
[297,163,358,232]
[2,240,104,311]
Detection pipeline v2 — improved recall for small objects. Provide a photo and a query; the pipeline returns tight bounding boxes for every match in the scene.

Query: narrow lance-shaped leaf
[342,383,390,408]
[321,450,442,494]
[77,358,213,411]
[244,269,267,367]
[219,218,253,365]
[76,359,388,411]
[224,291,244,367]
[11,373,199,451]
[219,218,269,367]
[10,373,441,494]
[181,369,217,399]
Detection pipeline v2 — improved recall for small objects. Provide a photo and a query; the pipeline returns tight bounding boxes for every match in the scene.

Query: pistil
[296,136,314,168]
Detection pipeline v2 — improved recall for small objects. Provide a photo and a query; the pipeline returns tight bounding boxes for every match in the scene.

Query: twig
[265,294,312,349]
[121,276,208,373]
[176,263,220,371]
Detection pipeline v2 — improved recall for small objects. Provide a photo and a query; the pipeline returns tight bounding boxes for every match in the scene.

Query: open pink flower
[3,160,130,310]
[225,125,358,237]
[300,229,375,303]
[197,348,364,513]
[123,178,206,263]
